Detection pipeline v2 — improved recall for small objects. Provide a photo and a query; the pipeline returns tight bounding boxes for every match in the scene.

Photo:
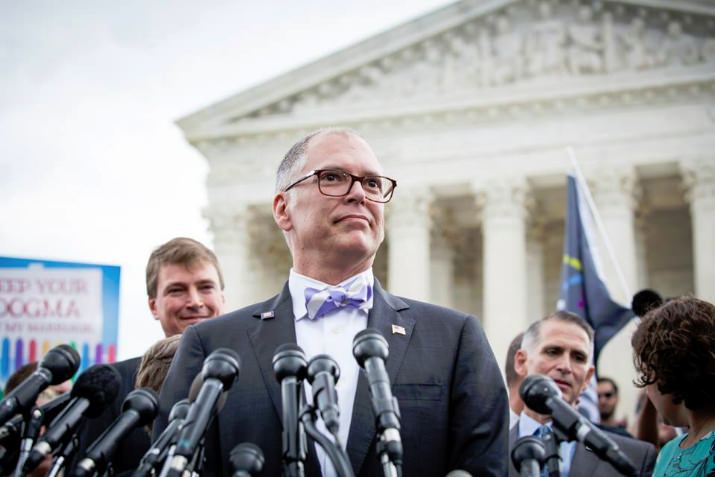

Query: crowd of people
[3,128,713,476]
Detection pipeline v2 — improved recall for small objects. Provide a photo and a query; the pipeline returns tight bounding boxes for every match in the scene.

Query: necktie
[304,275,372,320]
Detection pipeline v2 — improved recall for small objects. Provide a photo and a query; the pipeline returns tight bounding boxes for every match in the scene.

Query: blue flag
[557,174,634,364]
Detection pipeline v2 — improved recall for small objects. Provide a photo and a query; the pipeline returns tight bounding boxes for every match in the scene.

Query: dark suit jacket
[508,419,657,477]
[154,280,509,476]
[74,356,152,474]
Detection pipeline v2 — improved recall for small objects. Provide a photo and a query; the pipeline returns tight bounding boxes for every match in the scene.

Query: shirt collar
[518,411,550,438]
[289,268,374,321]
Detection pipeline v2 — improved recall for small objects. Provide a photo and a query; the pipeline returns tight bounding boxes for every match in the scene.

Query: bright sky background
[1,0,453,360]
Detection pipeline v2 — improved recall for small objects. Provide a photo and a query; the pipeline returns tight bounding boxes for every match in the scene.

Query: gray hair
[521,311,595,362]
[275,127,363,193]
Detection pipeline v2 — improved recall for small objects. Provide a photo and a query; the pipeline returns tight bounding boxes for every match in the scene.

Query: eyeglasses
[598,392,615,399]
[283,169,397,203]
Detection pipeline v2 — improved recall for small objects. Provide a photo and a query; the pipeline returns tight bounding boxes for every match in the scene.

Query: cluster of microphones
[0,328,403,477]
[511,374,640,477]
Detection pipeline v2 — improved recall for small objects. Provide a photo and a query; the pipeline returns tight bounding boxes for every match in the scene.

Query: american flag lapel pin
[391,324,406,335]
[260,311,275,320]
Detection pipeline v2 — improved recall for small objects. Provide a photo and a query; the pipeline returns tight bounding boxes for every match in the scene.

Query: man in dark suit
[508,311,656,477]
[74,237,226,474]
[154,128,508,476]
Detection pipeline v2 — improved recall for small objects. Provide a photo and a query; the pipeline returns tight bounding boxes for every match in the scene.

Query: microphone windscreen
[445,471,472,477]
[71,364,121,417]
[121,388,159,425]
[631,289,663,317]
[519,374,559,415]
[188,372,229,412]
[40,344,81,383]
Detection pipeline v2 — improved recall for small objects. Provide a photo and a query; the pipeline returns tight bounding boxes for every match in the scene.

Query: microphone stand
[280,375,307,477]
[185,436,206,477]
[298,403,354,477]
[46,434,79,477]
[542,427,564,477]
[13,406,45,477]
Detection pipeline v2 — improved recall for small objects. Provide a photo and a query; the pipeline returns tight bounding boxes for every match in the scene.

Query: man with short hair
[598,376,626,428]
[75,237,225,474]
[505,331,525,428]
[155,128,508,476]
[509,311,656,477]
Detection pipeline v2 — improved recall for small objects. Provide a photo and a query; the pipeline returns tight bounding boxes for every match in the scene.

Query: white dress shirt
[289,268,373,477]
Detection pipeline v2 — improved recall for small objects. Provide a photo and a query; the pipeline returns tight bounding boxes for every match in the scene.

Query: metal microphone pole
[13,406,45,477]
[298,402,354,477]
[542,428,563,477]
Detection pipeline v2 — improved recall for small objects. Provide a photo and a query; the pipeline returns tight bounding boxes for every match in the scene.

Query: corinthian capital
[474,176,533,222]
[681,157,715,204]
[387,187,433,230]
[585,166,641,211]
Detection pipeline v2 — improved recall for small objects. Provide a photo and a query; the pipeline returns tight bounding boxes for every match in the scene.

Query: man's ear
[582,365,596,394]
[273,192,292,232]
[148,297,159,320]
[514,349,528,378]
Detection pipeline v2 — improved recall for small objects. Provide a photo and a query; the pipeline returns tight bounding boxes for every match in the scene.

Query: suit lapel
[245,284,322,476]
[346,279,413,475]
[247,283,296,419]
[508,425,519,477]
[571,442,600,477]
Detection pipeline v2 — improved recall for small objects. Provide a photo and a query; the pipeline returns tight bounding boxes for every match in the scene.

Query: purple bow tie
[304,276,372,320]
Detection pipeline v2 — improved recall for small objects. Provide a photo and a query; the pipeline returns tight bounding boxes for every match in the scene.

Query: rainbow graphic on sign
[0,256,120,391]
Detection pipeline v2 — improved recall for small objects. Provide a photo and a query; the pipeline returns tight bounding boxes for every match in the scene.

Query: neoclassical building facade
[177,0,715,415]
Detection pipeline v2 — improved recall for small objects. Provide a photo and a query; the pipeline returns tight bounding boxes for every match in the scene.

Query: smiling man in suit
[509,311,656,477]
[154,128,508,476]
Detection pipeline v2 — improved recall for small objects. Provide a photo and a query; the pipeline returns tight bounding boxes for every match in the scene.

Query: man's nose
[186,287,204,307]
[345,178,367,202]
[555,355,573,374]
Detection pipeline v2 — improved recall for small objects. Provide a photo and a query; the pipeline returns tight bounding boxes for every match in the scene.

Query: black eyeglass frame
[282,169,397,203]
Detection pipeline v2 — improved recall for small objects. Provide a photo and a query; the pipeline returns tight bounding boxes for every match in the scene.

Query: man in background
[505,331,525,428]
[598,376,627,429]
[75,237,226,474]
[509,311,656,477]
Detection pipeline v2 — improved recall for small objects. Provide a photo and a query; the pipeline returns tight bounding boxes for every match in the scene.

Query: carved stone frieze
[236,1,715,121]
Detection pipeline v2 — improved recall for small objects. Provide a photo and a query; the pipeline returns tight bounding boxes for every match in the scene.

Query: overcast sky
[1,0,453,359]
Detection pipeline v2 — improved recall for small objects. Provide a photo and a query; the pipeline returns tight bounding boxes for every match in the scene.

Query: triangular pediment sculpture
[178,0,715,138]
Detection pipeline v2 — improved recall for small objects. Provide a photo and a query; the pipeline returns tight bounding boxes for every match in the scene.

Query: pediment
[178,0,715,140]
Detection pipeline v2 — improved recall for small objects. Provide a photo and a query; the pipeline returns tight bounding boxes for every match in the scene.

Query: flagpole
[565,147,632,301]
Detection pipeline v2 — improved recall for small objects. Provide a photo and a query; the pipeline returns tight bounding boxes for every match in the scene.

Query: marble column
[478,178,530,373]
[430,223,455,308]
[526,219,546,321]
[588,167,640,304]
[682,158,715,302]
[204,204,253,311]
[387,188,432,301]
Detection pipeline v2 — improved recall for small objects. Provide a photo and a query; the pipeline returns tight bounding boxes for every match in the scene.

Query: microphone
[0,344,80,426]
[272,343,307,477]
[511,436,545,477]
[520,374,638,477]
[22,364,120,474]
[352,329,402,473]
[71,388,159,477]
[306,354,341,437]
[0,392,72,447]
[166,348,240,476]
[132,399,190,477]
[230,442,264,477]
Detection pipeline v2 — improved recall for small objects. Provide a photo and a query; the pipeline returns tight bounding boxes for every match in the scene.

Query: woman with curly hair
[632,296,715,476]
